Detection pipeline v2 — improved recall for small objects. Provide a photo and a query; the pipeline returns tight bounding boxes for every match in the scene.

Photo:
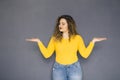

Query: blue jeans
[52,61,82,80]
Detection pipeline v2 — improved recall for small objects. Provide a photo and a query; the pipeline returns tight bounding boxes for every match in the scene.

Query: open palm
[92,37,107,43]
[26,38,41,42]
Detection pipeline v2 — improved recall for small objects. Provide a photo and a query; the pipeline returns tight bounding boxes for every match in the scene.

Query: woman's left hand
[92,37,107,43]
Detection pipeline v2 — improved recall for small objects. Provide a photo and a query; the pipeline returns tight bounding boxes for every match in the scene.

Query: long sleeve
[37,37,55,58]
[78,36,95,59]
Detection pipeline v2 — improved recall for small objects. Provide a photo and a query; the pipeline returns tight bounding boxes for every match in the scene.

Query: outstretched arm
[26,37,55,58]
[78,36,107,59]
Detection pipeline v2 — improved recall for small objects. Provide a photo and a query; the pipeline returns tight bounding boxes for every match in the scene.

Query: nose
[59,24,62,28]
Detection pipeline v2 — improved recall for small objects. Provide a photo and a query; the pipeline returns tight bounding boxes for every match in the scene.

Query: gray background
[0,0,120,80]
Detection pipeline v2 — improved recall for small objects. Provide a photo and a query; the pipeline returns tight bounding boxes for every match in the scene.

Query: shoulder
[50,36,55,41]
[50,36,58,42]
[73,35,85,43]
[70,35,83,41]
[74,34,83,39]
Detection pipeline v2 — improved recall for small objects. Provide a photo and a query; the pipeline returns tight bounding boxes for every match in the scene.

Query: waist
[55,53,78,65]
[55,59,78,65]
[54,61,80,67]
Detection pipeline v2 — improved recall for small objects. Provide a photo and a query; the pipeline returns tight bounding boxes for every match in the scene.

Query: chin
[59,30,63,32]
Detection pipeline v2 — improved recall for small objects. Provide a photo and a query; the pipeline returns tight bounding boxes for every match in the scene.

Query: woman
[26,15,107,80]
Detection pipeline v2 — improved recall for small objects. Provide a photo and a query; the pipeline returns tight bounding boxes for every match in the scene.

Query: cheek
[65,25,68,30]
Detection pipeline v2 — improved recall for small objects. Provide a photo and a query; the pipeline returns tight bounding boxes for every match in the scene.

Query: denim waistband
[54,61,80,67]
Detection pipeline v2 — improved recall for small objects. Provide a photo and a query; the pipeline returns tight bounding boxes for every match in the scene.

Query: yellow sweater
[37,35,94,65]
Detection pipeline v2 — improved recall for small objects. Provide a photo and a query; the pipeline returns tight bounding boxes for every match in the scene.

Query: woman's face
[59,18,68,33]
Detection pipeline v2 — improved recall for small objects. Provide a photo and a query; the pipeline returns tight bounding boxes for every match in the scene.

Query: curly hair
[53,15,78,41]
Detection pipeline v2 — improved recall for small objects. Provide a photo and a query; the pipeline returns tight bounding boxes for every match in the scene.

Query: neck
[63,31,69,38]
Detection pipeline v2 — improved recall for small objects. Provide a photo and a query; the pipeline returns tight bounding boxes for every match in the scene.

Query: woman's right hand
[26,38,41,43]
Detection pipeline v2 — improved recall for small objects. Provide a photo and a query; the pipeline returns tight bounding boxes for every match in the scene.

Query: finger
[100,38,107,40]
[26,39,31,41]
[25,39,34,41]
[98,38,107,42]
[103,38,107,40]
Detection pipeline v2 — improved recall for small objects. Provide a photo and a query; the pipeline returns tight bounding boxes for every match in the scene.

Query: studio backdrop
[0,0,120,80]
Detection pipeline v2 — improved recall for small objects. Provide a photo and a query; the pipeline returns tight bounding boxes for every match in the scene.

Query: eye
[62,22,65,25]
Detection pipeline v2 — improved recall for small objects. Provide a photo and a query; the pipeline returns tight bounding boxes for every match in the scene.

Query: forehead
[60,18,67,23]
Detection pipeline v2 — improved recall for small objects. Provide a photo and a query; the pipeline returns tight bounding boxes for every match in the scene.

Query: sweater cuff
[90,41,95,46]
